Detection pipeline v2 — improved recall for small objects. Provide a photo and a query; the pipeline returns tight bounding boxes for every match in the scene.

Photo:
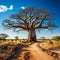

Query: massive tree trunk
[28,29,36,42]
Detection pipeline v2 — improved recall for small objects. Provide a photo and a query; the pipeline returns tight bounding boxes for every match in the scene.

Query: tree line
[0,33,60,40]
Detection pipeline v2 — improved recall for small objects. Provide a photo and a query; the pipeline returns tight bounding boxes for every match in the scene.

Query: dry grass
[39,40,60,50]
[0,39,60,60]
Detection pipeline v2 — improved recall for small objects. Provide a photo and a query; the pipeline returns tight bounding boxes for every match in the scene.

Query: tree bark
[28,29,36,42]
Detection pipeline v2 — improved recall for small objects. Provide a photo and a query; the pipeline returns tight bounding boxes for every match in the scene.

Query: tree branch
[34,22,40,26]
[31,16,39,27]
[35,26,48,29]
[11,14,29,30]
[11,26,27,30]
[38,15,46,27]
[18,22,26,26]
[18,16,29,30]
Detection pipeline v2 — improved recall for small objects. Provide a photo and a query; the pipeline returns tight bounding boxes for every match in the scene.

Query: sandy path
[28,43,54,60]
[17,43,54,60]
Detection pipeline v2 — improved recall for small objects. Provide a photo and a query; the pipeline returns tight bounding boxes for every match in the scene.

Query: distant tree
[15,36,19,40]
[40,37,46,40]
[52,36,60,46]
[52,36,60,40]
[0,34,8,40]
[2,7,57,42]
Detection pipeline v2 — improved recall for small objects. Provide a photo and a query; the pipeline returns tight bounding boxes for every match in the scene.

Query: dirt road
[17,43,54,60]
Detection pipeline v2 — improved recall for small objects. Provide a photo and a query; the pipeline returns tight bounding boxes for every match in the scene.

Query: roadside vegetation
[0,39,60,60]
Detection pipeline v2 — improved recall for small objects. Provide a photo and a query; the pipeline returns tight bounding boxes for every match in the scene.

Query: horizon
[0,0,60,39]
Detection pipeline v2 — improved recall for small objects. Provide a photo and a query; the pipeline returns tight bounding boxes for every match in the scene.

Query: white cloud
[21,6,26,9]
[8,5,13,10]
[0,5,13,12]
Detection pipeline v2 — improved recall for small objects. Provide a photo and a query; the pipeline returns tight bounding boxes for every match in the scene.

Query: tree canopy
[2,7,57,31]
[2,7,57,42]
[0,34,8,40]
[52,36,60,40]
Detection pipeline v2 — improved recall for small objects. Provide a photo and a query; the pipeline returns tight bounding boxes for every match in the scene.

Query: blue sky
[0,0,60,39]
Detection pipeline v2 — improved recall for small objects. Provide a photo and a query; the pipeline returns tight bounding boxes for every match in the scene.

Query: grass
[0,39,60,49]
[0,40,22,46]
[39,40,60,50]
[0,39,60,59]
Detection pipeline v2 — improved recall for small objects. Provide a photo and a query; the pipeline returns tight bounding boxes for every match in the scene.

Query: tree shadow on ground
[6,43,33,60]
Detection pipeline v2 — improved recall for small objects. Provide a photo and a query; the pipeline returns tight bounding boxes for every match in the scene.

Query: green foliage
[0,34,8,40]
[52,36,60,40]
[15,36,19,40]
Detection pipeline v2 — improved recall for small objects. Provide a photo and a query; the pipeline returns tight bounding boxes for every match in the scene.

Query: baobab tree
[0,34,8,40]
[2,7,57,42]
